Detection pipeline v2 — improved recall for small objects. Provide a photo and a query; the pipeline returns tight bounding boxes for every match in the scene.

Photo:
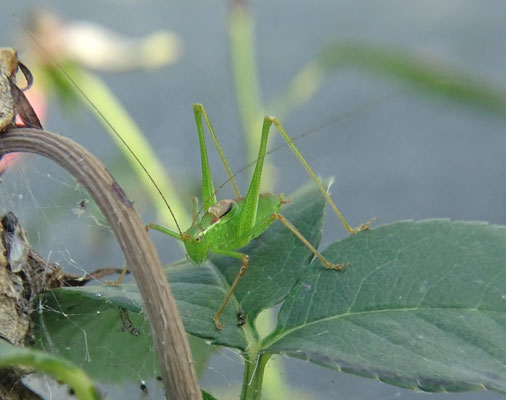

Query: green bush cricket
[145,103,371,330]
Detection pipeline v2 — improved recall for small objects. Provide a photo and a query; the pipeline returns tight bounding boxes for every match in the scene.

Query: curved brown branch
[0,128,201,400]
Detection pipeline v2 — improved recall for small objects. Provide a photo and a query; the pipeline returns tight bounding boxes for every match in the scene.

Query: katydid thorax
[146,104,371,330]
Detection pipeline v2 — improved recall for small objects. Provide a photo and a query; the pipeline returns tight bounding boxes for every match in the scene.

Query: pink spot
[1,85,47,174]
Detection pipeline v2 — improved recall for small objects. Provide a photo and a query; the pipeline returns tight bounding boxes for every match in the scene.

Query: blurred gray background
[1,0,506,399]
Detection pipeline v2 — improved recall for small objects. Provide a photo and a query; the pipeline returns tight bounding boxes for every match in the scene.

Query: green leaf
[0,339,99,400]
[263,220,506,394]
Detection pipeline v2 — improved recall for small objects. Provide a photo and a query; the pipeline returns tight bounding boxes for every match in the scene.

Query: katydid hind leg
[269,117,372,234]
[193,104,217,212]
[273,213,346,270]
[237,117,274,238]
[194,103,241,199]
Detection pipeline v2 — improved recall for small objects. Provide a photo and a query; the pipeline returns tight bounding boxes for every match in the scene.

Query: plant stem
[240,352,271,400]
[228,1,265,176]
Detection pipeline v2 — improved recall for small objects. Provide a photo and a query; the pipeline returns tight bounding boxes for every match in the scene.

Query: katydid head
[182,225,209,264]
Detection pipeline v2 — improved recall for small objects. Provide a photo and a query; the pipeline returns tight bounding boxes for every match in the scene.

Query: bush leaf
[263,220,506,393]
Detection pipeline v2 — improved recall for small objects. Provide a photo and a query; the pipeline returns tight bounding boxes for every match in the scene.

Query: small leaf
[264,220,506,394]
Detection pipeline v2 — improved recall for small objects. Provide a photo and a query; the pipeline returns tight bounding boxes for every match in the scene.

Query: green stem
[0,341,99,400]
[228,1,266,181]
[57,66,190,229]
[240,352,271,400]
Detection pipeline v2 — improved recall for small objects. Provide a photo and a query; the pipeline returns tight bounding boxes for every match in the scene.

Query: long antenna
[7,7,183,235]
